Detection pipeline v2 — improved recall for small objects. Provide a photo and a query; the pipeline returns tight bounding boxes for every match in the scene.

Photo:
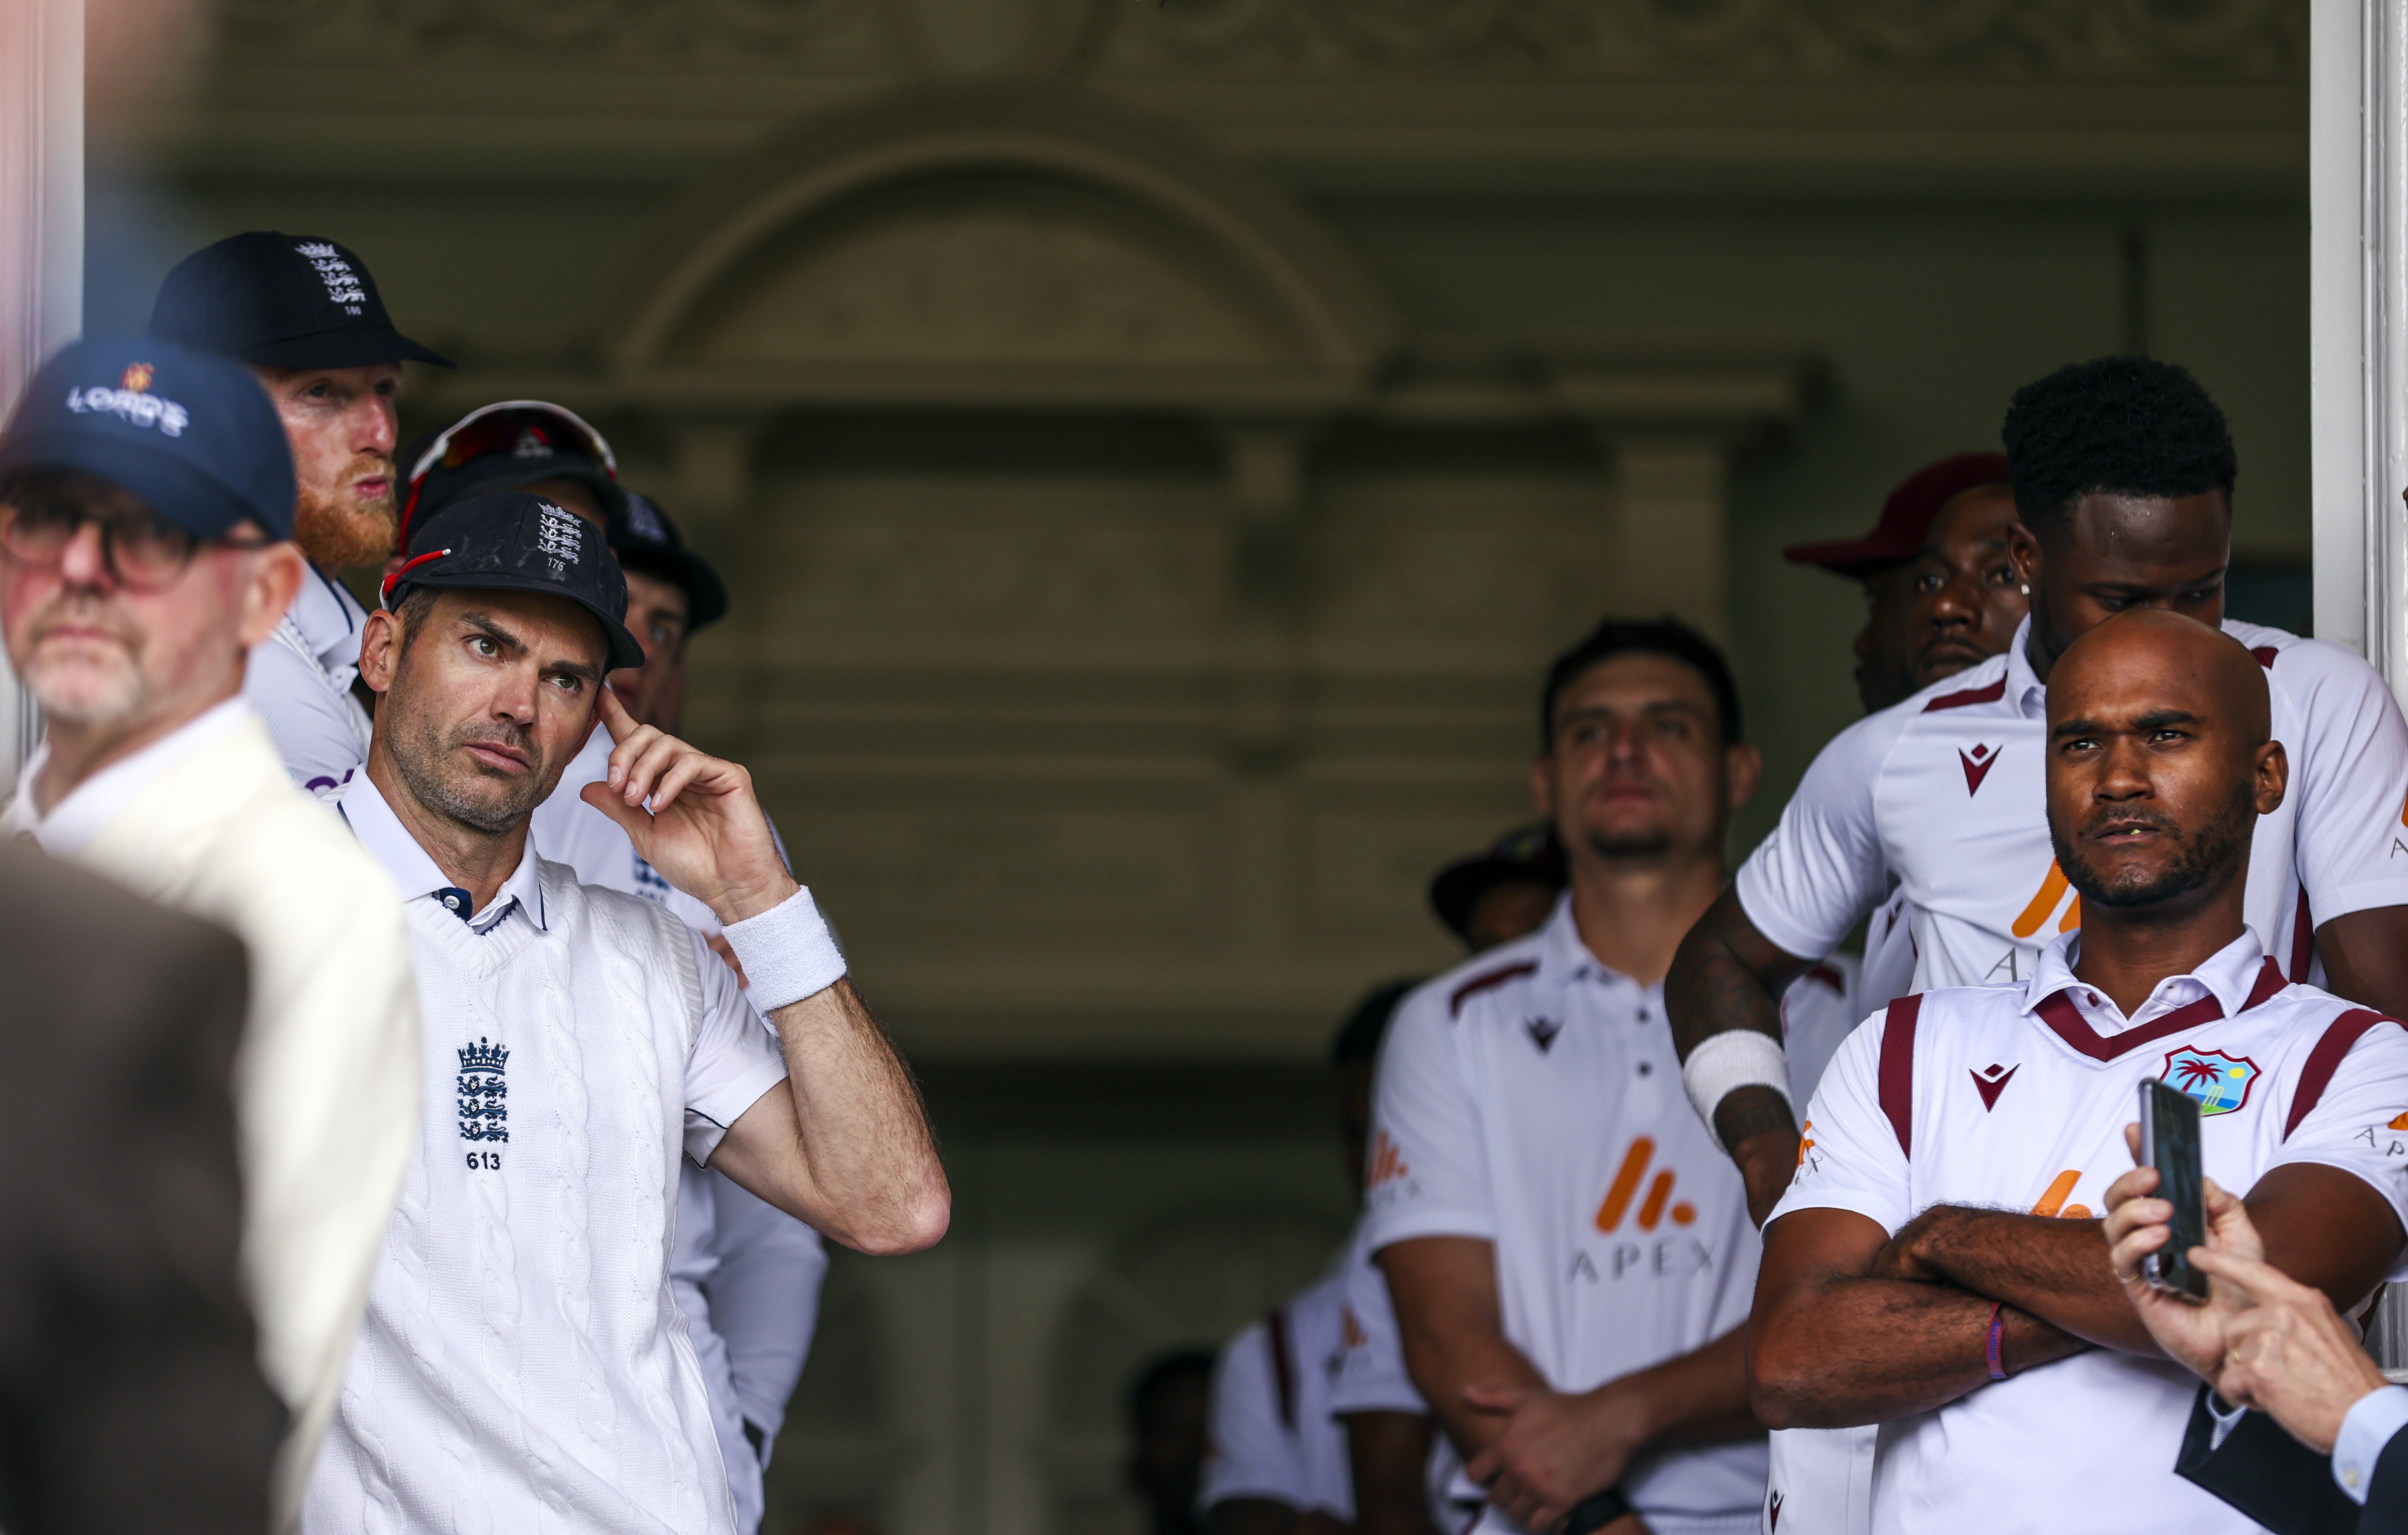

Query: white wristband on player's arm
[722,886,849,1012]
[1681,1030,1795,1152]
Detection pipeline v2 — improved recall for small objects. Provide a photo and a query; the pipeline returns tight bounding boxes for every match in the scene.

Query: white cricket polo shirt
[1364,896,1766,1535]
[1736,617,2408,1000]
[1770,927,2408,1535]
[1779,951,1861,1110]
[1203,1254,1355,1521]
[246,563,374,796]
[1332,1229,1479,1535]
[306,773,793,1535]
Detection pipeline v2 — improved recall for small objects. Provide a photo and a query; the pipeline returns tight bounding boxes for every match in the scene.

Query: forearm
[1343,1413,1445,1535]
[1592,1326,1757,1450]
[1400,1316,1549,1460]
[1890,1207,2154,1354]
[1665,894,1814,1224]
[766,979,948,1253]
[1750,1276,2087,1428]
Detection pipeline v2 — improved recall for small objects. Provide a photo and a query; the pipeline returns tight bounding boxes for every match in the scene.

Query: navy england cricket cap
[613,491,729,631]
[384,490,645,671]
[150,232,452,371]
[0,337,296,539]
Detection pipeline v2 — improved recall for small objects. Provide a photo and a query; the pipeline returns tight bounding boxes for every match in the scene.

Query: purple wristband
[1985,1300,2008,1382]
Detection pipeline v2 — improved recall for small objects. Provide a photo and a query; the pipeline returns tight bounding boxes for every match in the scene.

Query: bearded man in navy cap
[151,231,452,794]
[0,339,421,1529]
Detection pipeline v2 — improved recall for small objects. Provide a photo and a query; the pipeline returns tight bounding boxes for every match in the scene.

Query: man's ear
[358,607,404,694]
[237,543,307,648]
[2007,519,2041,592]
[2253,740,2290,818]
[1529,753,1556,819]
[1725,740,1764,814]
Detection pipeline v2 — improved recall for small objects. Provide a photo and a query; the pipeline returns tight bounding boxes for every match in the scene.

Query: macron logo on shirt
[1959,743,2001,796]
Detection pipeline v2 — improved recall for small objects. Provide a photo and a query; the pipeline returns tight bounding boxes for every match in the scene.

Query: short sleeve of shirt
[1768,1009,1914,1236]
[2267,1017,2408,1280]
[1329,1252,1427,1416]
[2278,639,2408,923]
[243,635,370,795]
[686,929,791,1166]
[1362,985,1495,1251]
[1201,1321,1311,1512]
[1734,709,1903,963]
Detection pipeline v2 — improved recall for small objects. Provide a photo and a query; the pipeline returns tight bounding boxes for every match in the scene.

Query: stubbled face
[611,566,692,731]
[1532,653,1758,869]
[372,587,608,834]
[2015,491,2230,677]
[0,473,285,731]
[2046,616,2282,913]
[255,363,402,568]
[1851,486,2026,712]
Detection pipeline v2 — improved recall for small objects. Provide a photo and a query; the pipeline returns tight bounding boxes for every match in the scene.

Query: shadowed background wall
[93,2,2311,1530]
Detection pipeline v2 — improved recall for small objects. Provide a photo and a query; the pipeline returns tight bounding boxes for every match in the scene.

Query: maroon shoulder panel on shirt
[1449,960,1537,1019]
[1922,676,2007,713]
[1879,994,1922,1156]
[2251,646,2279,670]
[2285,1009,2401,1141]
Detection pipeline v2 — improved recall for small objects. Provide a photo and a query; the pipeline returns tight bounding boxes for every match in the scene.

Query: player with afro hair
[2003,356,2239,534]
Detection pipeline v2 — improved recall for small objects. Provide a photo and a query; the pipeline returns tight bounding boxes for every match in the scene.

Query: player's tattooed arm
[1751,1208,2090,1428]
[1665,887,1817,1221]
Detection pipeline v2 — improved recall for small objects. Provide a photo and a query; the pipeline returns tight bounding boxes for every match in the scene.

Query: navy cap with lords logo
[0,337,296,540]
[150,232,452,372]
[385,490,645,671]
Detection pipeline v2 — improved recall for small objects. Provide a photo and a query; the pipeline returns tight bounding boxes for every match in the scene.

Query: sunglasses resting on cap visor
[399,400,618,548]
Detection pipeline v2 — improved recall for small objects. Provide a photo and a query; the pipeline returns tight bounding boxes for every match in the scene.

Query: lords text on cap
[385,490,645,671]
[149,232,453,372]
[0,337,297,540]
[400,401,627,551]
[613,491,729,631]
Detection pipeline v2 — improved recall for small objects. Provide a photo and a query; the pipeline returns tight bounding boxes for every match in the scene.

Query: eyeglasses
[0,501,272,591]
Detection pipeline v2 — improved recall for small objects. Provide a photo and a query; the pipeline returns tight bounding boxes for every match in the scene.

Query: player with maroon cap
[1784,453,2028,714]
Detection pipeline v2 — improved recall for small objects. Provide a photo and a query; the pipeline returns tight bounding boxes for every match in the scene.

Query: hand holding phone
[2138,1078,2209,1303]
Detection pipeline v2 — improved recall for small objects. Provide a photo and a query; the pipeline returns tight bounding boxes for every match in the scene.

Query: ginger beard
[294,453,399,569]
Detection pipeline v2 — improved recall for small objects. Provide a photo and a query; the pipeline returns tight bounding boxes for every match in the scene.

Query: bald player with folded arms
[1749,609,2408,1535]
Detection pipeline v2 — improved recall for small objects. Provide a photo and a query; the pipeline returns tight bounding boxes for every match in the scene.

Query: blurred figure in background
[1133,1351,1220,1535]
[1428,824,1565,955]
[149,231,452,795]
[1780,452,2024,716]
[0,339,420,1527]
[1203,979,1423,1535]
[0,843,272,1534]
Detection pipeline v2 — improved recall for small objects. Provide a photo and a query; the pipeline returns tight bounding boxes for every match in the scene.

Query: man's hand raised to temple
[580,687,796,926]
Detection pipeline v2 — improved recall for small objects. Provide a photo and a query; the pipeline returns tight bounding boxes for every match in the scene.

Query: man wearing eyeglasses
[151,232,453,797]
[0,338,422,1531]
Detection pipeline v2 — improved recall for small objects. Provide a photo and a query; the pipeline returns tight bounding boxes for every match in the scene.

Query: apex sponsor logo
[1340,1304,1367,1351]
[1958,743,2001,796]
[2012,859,2082,940]
[1970,1061,2018,1111]
[2032,1169,2092,1221]
[1368,1130,1411,1189]
[1595,1136,1696,1233]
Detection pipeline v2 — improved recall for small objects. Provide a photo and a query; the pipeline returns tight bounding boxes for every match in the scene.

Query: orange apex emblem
[119,362,154,393]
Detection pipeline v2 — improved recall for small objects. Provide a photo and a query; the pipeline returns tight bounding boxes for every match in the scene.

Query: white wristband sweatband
[722,885,848,1012]
[1682,1030,1794,1152]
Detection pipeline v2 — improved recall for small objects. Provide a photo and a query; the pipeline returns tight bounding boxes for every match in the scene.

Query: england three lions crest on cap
[2162,1045,2260,1116]
[534,501,583,577]
[457,1036,510,1143]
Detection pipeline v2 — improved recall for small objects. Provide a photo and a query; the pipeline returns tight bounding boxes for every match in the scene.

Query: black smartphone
[2139,1077,2209,1303]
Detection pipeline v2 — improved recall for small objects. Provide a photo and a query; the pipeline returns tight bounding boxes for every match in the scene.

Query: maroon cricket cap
[1783,452,2012,580]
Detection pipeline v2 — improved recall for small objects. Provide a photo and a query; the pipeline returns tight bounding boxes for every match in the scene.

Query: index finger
[2186,1246,2299,1303]
[594,684,637,743]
